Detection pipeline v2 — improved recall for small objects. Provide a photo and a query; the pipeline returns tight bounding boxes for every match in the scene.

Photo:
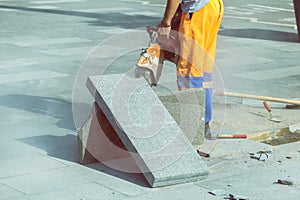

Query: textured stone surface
[157,89,205,148]
[86,74,208,187]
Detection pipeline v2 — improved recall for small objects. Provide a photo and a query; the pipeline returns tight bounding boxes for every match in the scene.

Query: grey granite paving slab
[90,163,155,196]
[124,11,160,16]
[0,36,37,43]
[40,46,95,56]
[78,8,133,13]
[2,36,90,47]
[28,5,59,9]
[17,133,77,152]
[0,70,67,85]
[10,182,126,200]
[157,89,205,148]
[0,9,15,12]
[0,139,45,160]
[209,139,271,158]
[272,141,300,158]
[254,185,300,200]
[197,160,300,198]
[0,58,43,69]
[202,152,280,182]
[46,146,78,165]
[273,43,300,52]
[127,183,222,200]
[196,139,300,185]
[0,154,66,178]
[29,0,85,4]
[233,65,300,81]
[1,165,112,194]
[86,74,208,187]
[95,179,152,197]
[0,183,26,200]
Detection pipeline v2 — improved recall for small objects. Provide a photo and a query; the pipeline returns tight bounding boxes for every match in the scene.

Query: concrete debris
[289,123,300,133]
[257,149,273,154]
[224,194,250,200]
[250,153,269,161]
[197,149,210,158]
[274,179,294,186]
[208,190,249,200]
[208,189,228,196]
[250,150,272,161]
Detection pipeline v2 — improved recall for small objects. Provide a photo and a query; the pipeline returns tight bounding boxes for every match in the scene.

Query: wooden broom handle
[215,91,300,106]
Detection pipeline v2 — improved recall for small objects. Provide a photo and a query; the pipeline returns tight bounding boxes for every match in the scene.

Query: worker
[157,0,224,140]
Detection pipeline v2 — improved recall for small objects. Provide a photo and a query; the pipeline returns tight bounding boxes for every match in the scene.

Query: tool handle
[263,101,271,112]
[286,104,300,109]
[218,134,247,139]
[215,91,300,106]
[233,134,247,138]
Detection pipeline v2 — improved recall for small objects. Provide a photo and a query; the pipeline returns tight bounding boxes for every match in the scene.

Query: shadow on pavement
[87,162,150,187]
[0,5,159,29]
[18,134,78,161]
[3,94,149,187]
[0,94,75,130]
[18,133,149,187]
[219,28,299,43]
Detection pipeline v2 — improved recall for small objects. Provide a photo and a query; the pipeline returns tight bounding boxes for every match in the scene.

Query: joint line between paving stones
[38,148,78,166]
[197,165,276,191]
[0,165,73,180]
[94,181,137,198]
[0,181,29,195]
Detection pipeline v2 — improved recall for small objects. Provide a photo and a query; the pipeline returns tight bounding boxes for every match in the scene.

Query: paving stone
[97,27,135,34]
[0,56,77,69]
[1,165,111,194]
[124,11,160,16]
[95,178,152,197]
[0,183,26,200]
[0,139,45,160]
[0,154,66,178]
[0,70,67,84]
[11,182,126,200]
[29,5,59,9]
[86,74,208,187]
[233,65,300,81]
[46,146,78,165]
[78,8,133,13]
[0,8,16,12]
[30,0,85,4]
[9,37,90,47]
[127,183,222,200]
[209,139,271,158]
[40,46,95,56]
[272,141,300,158]
[253,185,300,200]
[197,161,300,197]
[157,89,205,148]
[91,162,154,196]
[17,133,77,154]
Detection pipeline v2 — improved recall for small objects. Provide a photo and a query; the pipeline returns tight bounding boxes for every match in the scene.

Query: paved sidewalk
[0,0,299,199]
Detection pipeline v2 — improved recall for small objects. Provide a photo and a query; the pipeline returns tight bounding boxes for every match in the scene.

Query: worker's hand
[156,21,173,48]
[157,22,171,38]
